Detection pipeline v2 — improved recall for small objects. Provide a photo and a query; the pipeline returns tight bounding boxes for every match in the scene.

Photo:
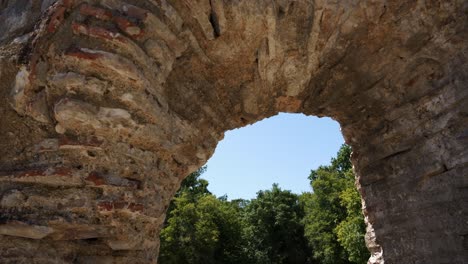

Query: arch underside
[0,0,467,263]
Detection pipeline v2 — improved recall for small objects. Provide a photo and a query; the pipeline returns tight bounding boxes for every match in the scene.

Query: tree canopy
[303,145,369,264]
[159,145,369,264]
[159,167,246,264]
[242,184,313,264]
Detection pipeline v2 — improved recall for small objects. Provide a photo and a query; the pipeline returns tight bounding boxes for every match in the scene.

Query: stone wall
[0,0,466,263]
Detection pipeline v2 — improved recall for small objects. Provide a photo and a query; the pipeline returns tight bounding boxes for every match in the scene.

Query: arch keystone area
[0,0,467,263]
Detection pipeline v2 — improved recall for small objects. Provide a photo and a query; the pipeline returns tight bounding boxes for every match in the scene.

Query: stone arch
[0,0,466,263]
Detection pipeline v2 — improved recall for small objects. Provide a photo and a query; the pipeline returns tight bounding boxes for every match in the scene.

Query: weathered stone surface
[0,222,54,239]
[0,0,467,263]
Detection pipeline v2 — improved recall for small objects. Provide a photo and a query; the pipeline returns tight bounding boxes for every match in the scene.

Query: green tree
[164,166,210,221]
[303,144,369,264]
[335,170,369,264]
[160,146,368,264]
[309,144,352,182]
[176,166,210,198]
[302,171,349,263]
[243,184,314,264]
[159,168,248,264]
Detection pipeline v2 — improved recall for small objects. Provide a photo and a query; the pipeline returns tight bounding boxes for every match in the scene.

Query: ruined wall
[0,0,467,263]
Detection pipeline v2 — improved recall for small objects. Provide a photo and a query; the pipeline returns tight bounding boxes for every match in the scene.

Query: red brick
[58,136,103,149]
[85,171,106,186]
[79,4,112,21]
[48,6,67,33]
[66,47,102,60]
[97,200,144,213]
[72,22,126,43]
[113,16,144,39]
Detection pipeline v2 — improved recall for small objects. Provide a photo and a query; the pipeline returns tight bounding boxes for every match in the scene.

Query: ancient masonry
[0,0,466,263]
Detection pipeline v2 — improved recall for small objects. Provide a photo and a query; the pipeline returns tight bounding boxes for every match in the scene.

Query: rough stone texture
[0,0,467,263]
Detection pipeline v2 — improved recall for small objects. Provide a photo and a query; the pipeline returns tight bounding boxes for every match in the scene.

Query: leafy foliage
[176,166,210,198]
[159,145,369,264]
[159,167,246,264]
[303,144,369,264]
[242,184,314,264]
[335,170,369,264]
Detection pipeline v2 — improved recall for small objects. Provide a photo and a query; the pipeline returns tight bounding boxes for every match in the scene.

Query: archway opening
[204,113,343,199]
[160,113,370,264]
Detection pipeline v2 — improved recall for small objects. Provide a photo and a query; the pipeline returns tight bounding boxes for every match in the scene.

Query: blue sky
[202,113,345,200]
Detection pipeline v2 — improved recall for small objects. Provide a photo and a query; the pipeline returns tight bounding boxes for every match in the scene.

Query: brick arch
[0,0,466,263]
